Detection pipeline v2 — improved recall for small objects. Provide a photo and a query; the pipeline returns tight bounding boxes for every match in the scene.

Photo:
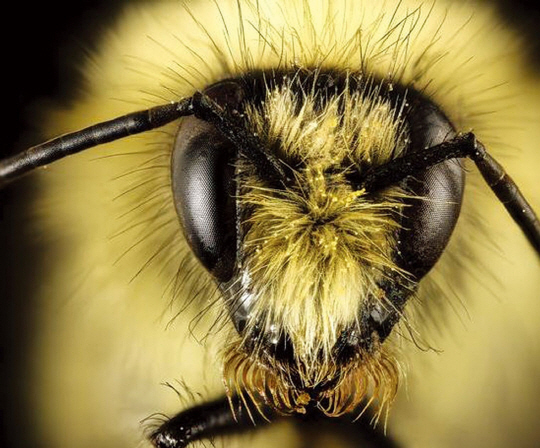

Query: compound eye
[171,115,237,282]
[397,92,466,279]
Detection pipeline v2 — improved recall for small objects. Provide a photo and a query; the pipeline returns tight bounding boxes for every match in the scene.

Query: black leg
[150,395,402,448]
[150,395,274,448]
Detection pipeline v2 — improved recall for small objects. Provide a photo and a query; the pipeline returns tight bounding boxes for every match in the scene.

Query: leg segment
[150,395,274,448]
[150,395,401,448]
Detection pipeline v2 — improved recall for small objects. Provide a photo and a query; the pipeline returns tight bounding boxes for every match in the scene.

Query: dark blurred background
[0,0,539,447]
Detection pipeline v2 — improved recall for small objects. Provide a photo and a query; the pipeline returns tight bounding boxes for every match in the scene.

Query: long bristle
[222,337,402,420]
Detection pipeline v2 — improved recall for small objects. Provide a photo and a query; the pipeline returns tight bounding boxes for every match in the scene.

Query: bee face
[5,1,540,447]
[169,69,466,415]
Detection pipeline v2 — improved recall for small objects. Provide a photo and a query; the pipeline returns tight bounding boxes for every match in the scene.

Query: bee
[2,1,540,447]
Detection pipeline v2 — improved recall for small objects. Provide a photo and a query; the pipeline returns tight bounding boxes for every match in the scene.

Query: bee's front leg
[150,395,273,448]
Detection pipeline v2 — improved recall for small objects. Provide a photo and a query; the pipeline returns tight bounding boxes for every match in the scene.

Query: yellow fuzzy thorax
[236,78,408,374]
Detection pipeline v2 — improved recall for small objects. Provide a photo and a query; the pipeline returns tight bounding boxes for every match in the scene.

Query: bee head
[171,69,464,415]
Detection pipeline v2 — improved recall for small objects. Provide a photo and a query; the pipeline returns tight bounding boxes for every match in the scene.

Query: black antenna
[191,92,289,187]
[360,133,540,255]
[1,93,288,189]
[0,98,193,188]
[1,96,538,256]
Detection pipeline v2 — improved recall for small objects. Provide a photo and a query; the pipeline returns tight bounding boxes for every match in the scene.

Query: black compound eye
[397,90,466,279]
[171,115,237,282]
[171,81,248,282]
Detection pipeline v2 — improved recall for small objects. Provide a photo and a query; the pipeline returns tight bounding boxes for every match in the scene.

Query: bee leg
[150,395,274,448]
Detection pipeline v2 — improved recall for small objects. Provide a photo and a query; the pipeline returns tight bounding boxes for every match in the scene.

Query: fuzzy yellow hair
[218,74,410,417]
[241,78,408,360]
